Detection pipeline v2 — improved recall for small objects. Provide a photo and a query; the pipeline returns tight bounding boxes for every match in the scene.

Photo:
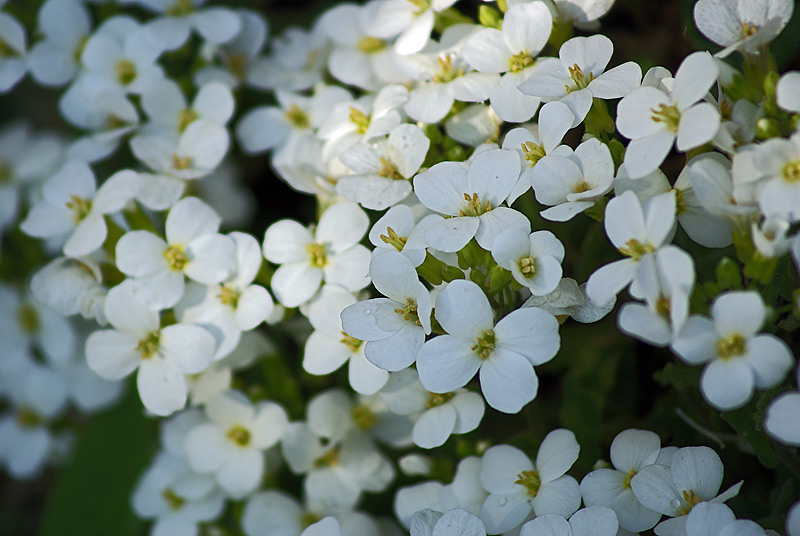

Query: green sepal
[478,5,503,29]
[715,257,742,290]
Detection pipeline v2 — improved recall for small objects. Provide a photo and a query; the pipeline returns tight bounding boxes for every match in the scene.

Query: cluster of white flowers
[1,0,799,534]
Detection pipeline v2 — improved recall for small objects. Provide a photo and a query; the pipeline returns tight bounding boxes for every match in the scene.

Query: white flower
[751,215,792,258]
[491,228,565,296]
[337,122,430,210]
[27,0,92,87]
[531,138,615,222]
[586,190,677,306]
[116,196,237,311]
[368,204,429,267]
[262,201,371,308]
[776,71,800,113]
[693,0,794,58]
[751,132,800,222]
[0,10,26,93]
[137,0,242,51]
[20,161,137,257]
[519,34,641,126]
[461,2,552,122]
[617,52,720,179]
[340,250,432,372]
[140,79,235,140]
[379,368,484,449]
[30,256,106,323]
[630,446,742,536]
[500,101,575,204]
[519,507,619,536]
[414,148,527,252]
[304,285,389,395]
[80,24,164,94]
[580,429,662,532]
[369,0,459,56]
[416,279,560,414]
[670,290,794,411]
[763,365,800,446]
[410,509,487,536]
[85,280,217,416]
[617,246,694,347]
[479,431,582,534]
[184,390,288,498]
[685,503,766,536]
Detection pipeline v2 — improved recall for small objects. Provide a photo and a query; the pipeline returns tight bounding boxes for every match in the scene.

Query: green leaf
[39,385,153,536]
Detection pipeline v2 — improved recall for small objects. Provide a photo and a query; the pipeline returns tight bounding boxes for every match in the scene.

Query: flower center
[521,141,546,166]
[782,160,800,182]
[306,242,327,268]
[217,284,240,308]
[434,54,464,84]
[285,105,310,129]
[426,391,455,408]
[379,226,408,251]
[655,296,671,317]
[349,107,371,135]
[172,153,193,170]
[624,469,637,489]
[650,103,681,132]
[574,180,591,193]
[167,0,194,15]
[716,333,746,360]
[115,59,137,86]
[16,407,42,428]
[357,36,386,54]
[394,298,421,326]
[471,329,496,360]
[678,489,702,516]
[459,192,493,217]
[618,239,655,261]
[314,447,341,468]
[515,470,542,497]
[380,157,405,180]
[352,404,376,430]
[409,0,432,15]
[509,52,534,73]
[137,331,161,359]
[565,63,593,92]
[66,194,92,224]
[226,424,251,447]
[339,331,363,352]
[165,244,189,271]
[672,187,687,214]
[740,21,759,38]
[227,53,247,80]
[161,488,185,510]
[17,304,39,334]
[518,256,537,278]
[177,108,198,133]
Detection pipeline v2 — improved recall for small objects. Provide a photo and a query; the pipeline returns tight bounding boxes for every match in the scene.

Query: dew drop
[363,308,372,315]
[670,499,681,509]
[498,497,507,506]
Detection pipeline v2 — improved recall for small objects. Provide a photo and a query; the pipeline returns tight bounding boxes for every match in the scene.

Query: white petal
[700,358,754,410]
[417,335,482,393]
[138,357,188,416]
[479,351,538,413]
[536,429,579,483]
[413,405,457,449]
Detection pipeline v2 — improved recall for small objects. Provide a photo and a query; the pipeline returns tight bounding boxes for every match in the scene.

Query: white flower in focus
[616,52,720,179]
[519,507,619,536]
[479,431,581,533]
[491,228,565,296]
[263,201,371,308]
[630,446,742,536]
[685,503,766,536]
[416,279,560,413]
[304,285,389,395]
[116,197,236,311]
[751,132,800,222]
[184,390,288,498]
[337,123,430,210]
[670,290,794,411]
[85,280,217,416]
[341,250,432,372]
[20,161,137,257]
[617,246,694,347]
[519,34,641,126]
[410,509,487,536]
[368,204,430,267]
[501,101,575,204]
[461,2,552,122]
[585,190,676,305]
[379,368,484,449]
[580,429,662,532]
[530,138,615,222]
[693,0,794,58]
[414,148,527,252]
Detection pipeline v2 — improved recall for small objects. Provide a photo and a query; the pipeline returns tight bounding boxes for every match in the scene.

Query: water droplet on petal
[670,499,681,509]
[363,308,372,315]
[498,497,507,506]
